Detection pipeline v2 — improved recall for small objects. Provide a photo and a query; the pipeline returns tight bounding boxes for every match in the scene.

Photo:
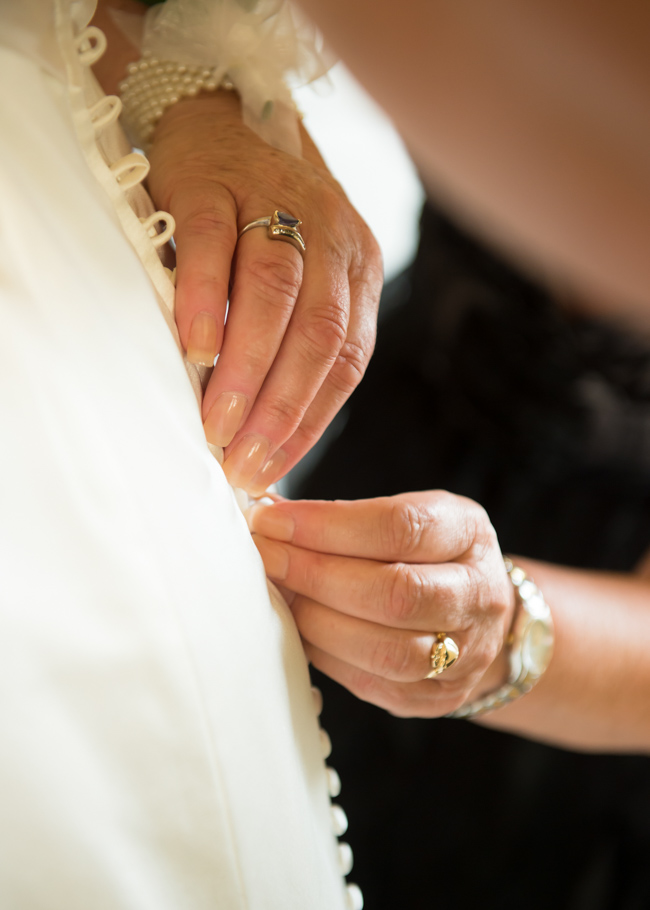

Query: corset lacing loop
[140,211,176,249]
[110,152,151,190]
[74,26,107,67]
[88,95,122,133]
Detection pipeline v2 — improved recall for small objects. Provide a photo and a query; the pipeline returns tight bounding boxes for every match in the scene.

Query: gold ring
[424,633,459,679]
[238,210,306,253]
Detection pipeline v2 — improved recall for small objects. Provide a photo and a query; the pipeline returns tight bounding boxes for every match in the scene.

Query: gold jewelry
[238,210,306,253]
[424,633,459,679]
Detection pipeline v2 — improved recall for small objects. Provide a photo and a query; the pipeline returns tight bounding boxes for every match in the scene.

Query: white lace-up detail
[58,8,362,906]
[74,24,106,66]
[139,210,176,248]
[88,94,122,131]
[109,151,150,189]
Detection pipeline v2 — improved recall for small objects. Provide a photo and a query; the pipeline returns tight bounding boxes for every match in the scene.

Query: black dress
[292,202,650,909]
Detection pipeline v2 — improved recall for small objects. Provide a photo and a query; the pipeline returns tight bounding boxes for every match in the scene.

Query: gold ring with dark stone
[238,210,306,253]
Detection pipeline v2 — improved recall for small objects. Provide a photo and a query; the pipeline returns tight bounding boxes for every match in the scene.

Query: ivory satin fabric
[0,2,348,907]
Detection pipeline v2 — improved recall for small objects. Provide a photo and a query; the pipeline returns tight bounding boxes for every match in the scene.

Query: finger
[292,594,437,683]
[304,644,465,718]
[252,533,476,630]
[221,244,351,489]
[249,491,486,563]
[172,185,238,366]
[201,224,303,481]
[247,254,381,493]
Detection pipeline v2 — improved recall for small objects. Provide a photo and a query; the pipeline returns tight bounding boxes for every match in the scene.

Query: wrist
[153,87,242,135]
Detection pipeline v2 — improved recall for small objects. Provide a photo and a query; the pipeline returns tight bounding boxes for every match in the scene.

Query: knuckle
[433,574,466,628]
[181,208,233,240]
[285,418,325,456]
[296,304,348,364]
[467,500,495,551]
[381,564,426,626]
[382,500,427,559]
[349,236,383,300]
[460,564,482,616]
[260,394,305,435]
[356,238,384,288]
[243,254,303,308]
[470,558,510,628]
[328,338,371,396]
[432,490,483,556]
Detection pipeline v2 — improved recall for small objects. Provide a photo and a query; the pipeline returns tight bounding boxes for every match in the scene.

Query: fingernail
[204,392,248,447]
[187,311,219,366]
[222,434,271,490]
[248,449,288,498]
[249,504,295,542]
[254,536,289,580]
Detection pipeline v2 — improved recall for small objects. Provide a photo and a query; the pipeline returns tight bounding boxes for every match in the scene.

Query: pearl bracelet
[118,53,234,150]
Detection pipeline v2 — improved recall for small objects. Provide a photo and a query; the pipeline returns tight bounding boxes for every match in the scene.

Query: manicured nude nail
[204,392,248,447]
[222,434,271,489]
[250,504,295,542]
[248,449,288,498]
[187,311,219,366]
[254,536,289,580]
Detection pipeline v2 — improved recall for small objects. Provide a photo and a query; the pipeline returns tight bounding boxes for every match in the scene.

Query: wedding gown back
[0,2,354,907]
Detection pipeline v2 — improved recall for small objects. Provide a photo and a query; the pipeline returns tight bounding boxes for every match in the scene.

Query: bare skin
[246,0,650,752]
[95,0,650,751]
[250,495,650,753]
[92,0,382,491]
[297,0,650,328]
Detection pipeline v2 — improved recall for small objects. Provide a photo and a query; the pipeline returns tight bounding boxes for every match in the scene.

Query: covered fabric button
[319,728,332,759]
[337,841,354,876]
[326,766,341,798]
[330,804,348,837]
[345,883,364,910]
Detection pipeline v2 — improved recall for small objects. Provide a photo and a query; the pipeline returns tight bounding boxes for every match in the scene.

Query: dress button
[326,766,341,798]
[345,883,364,910]
[330,804,348,837]
[337,841,354,876]
[319,728,332,759]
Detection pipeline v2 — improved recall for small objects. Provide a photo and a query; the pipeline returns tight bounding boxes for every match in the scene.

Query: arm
[249,494,650,754]
[297,0,650,326]
[479,556,650,753]
[91,0,382,490]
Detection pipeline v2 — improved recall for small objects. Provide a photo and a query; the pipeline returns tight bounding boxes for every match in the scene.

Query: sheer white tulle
[127,0,332,155]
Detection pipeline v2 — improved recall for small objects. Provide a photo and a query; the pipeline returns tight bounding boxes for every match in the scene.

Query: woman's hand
[147,91,382,492]
[249,492,516,716]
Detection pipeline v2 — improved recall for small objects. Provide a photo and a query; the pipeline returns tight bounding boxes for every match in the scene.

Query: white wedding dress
[0,2,357,907]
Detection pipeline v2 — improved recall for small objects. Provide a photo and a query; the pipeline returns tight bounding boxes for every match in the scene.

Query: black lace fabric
[293,202,650,910]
